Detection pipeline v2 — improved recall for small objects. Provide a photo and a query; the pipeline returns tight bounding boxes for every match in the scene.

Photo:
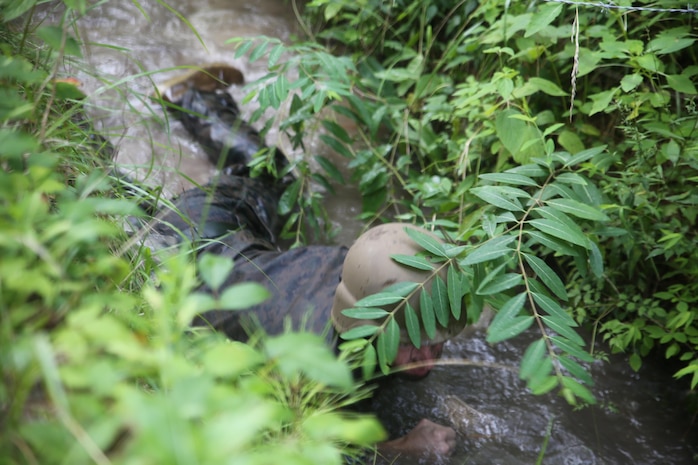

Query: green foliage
[1,4,385,464]
[228,0,698,398]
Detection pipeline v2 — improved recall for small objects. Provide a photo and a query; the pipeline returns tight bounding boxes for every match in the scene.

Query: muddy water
[36,1,697,464]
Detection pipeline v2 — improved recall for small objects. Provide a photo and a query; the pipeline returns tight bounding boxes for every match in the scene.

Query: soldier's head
[331,223,466,378]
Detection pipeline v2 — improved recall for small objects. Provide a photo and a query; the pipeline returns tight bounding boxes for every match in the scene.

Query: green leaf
[354,292,403,308]
[560,377,596,404]
[527,77,568,96]
[520,338,547,380]
[314,155,345,184]
[218,282,270,310]
[524,230,581,257]
[462,235,516,266]
[431,276,449,327]
[341,307,390,319]
[476,273,523,296]
[530,375,558,395]
[36,26,82,57]
[487,293,532,343]
[588,89,617,116]
[544,198,608,222]
[541,316,584,345]
[420,291,436,340]
[532,292,576,326]
[620,73,643,92]
[550,336,594,363]
[198,253,234,292]
[404,227,446,257]
[404,303,421,349]
[447,265,463,320]
[471,186,524,212]
[528,218,590,249]
[588,241,604,278]
[524,2,563,37]
[341,325,379,340]
[666,74,697,94]
[563,145,607,168]
[391,254,435,271]
[495,109,545,163]
[278,178,301,215]
[479,172,539,187]
[523,255,568,301]
[362,343,377,379]
[559,356,593,385]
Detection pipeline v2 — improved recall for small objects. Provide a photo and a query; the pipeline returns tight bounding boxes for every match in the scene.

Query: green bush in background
[232,0,697,399]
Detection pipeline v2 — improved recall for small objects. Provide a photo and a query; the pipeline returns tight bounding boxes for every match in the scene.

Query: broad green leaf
[495,109,545,164]
[462,235,516,265]
[666,74,697,94]
[447,265,463,320]
[523,255,568,301]
[476,272,522,296]
[520,338,547,380]
[532,292,577,326]
[527,77,568,96]
[634,53,664,73]
[391,253,435,271]
[647,30,695,55]
[528,218,590,249]
[341,325,379,340]
[544,198,608,222]
[420,291,436,340]
[505,164,548,178]
[404,227,446,257]
[524,2,563,37]
[588,89,616,116]
[404,303,421,348]
[432,276,449,327]
[479,172,539,187]
[219,283,270,310]
[341,307,390,319]
[550,336,594,363]
[620,73,643,92]
[198,253,234,292]
[541,316,584,345]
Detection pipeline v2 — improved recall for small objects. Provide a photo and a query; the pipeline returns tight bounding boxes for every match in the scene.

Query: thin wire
[542,0,698,14]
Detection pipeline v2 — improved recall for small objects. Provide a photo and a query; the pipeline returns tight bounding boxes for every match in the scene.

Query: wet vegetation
[239,0,698,401]
[1,0,697,463]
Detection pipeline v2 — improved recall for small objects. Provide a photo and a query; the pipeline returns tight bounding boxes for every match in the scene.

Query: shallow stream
[34,1,697,463]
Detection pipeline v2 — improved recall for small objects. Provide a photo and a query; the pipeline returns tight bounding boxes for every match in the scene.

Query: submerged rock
[441,395,507,447]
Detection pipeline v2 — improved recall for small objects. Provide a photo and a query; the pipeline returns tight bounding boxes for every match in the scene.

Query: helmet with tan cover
[331,223,466,344]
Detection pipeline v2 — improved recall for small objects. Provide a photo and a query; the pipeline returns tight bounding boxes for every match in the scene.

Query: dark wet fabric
[156,178,347,344]
[167,86,288,177]
[152,83,347,344]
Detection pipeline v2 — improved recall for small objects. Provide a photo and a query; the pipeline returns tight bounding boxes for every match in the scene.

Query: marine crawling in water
[147,66,468,460]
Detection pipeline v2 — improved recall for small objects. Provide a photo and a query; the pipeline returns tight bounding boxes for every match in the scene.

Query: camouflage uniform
[154,174,347,344]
